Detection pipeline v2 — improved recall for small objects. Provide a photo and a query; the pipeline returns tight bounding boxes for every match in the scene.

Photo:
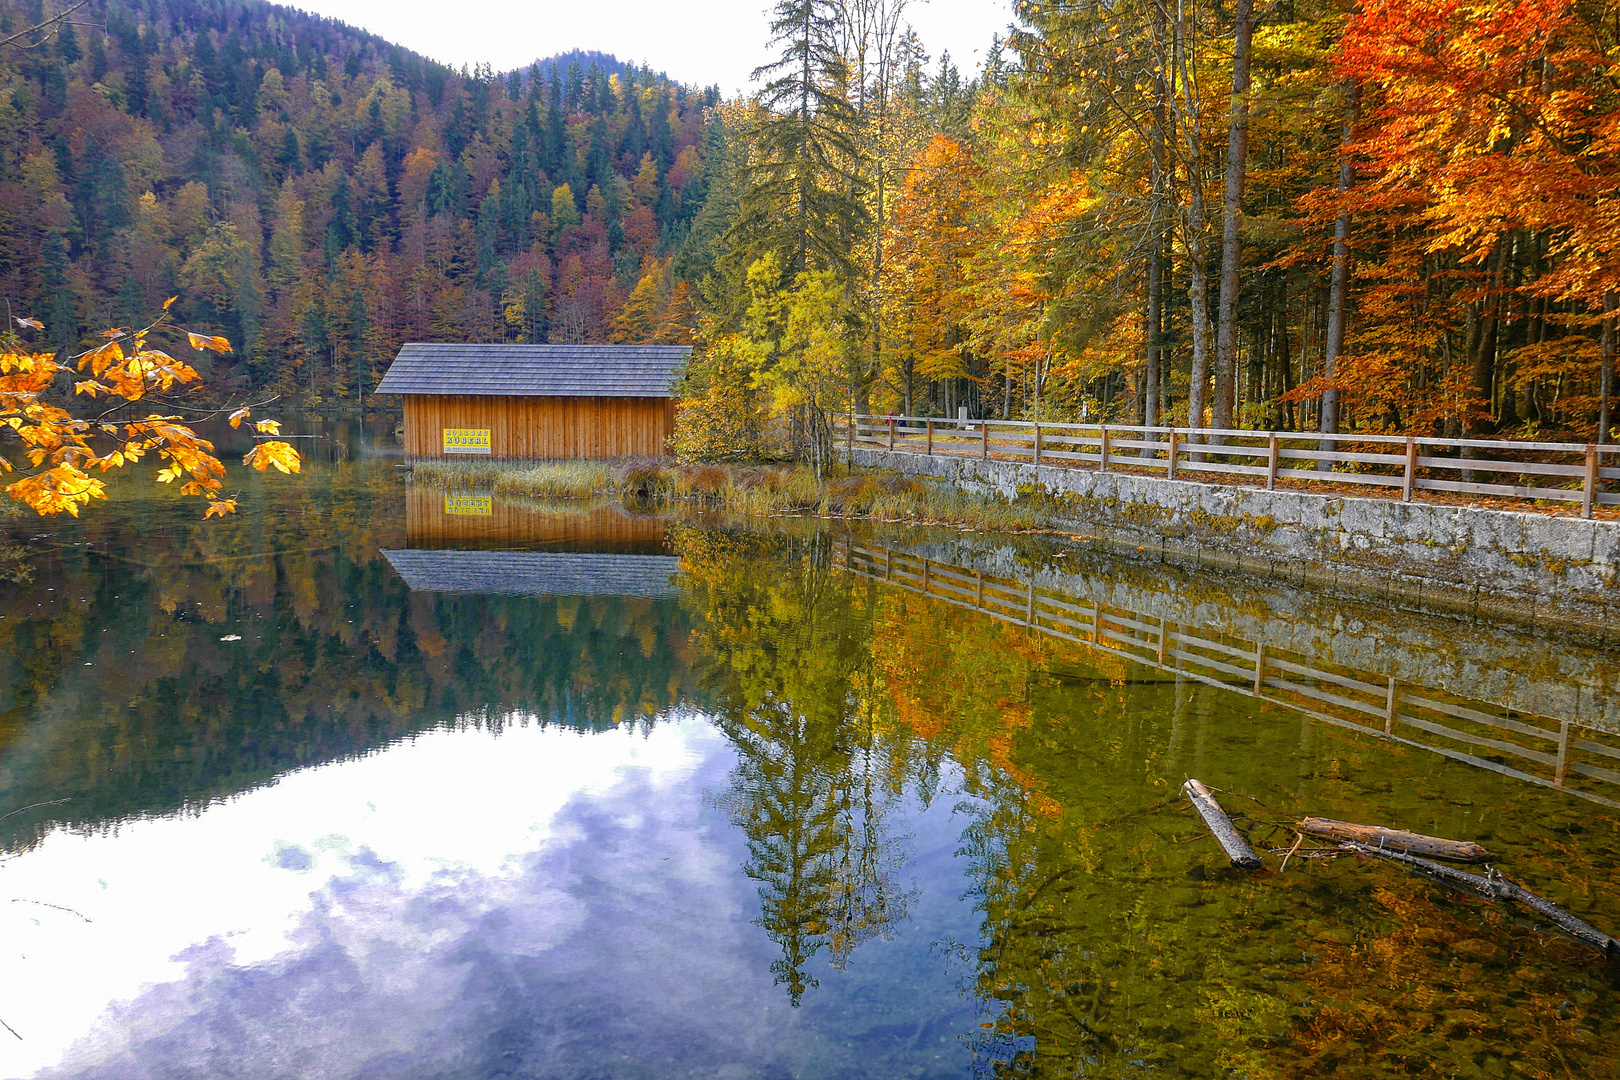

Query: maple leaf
[228,407,251,429]
[204,498,238,519]
[13,317,42,329]
[187,332,233,354]
[244,441,302,475]
[253,419,281,435]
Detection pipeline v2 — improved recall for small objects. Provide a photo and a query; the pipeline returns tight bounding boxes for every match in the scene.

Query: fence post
[1266,432,1280,491]
[1252,643,1267,694]
[1099,426,1110,472]
[1583,444,1599,519]
[982,421,989,459]
[848,411,855,450]
[927,418,934,456]
[1556,719,1572,788]
[1402,437,1417,502]
[1384,677,1400,736]
[1034,423,1042,464]
[1166,428,1179,480]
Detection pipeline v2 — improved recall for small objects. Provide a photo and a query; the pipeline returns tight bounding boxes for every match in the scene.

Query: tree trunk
[1603,291,1615,442]
[1319,82,1356,469]
[1466,248,1505,481]
[1212,0,1257,437]
[1174,0,1211,443]
[1470,247,1504,436]
[1299,817,1490,862]
[1144,242,1162,434]
[1144,0,1169,443]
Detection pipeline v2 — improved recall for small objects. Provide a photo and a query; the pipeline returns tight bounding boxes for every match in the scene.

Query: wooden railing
[837,541,1620,807]
[838,413,1620,517]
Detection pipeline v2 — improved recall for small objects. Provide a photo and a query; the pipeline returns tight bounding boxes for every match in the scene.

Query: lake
[1,432,1617,1078]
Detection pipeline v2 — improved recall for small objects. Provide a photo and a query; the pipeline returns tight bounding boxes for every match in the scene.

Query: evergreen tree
[347,289,369,397]
[279,128,301,177]
[521,267,548,343]
[36,231,77,355]
[324,175,359,263]
[729,0,867,283]
[116,275,145,327]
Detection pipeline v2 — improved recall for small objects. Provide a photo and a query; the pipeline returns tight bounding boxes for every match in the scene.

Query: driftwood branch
[0,0,92,51]
[1301,817,1491,862]
[0,798,68,826]
[1183,778,1262,869]
[1340,839,1619,960]
[9,897,92,922]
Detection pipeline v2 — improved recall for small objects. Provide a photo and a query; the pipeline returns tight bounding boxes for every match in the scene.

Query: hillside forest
[1,0,1617,455]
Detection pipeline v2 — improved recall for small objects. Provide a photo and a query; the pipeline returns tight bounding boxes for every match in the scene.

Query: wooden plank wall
[402,395,677,459]
[405,487,668,551]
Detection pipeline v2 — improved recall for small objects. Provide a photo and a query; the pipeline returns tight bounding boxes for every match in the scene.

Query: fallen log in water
[1300,817,1491,862]
[1183,778,1262,869]
[1340,839,1619,960]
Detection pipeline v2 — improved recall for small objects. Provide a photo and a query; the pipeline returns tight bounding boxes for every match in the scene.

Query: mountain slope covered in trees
[0,0,715,402]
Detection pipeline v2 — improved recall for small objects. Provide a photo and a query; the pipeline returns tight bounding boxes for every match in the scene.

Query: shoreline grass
[409,458,1052,531]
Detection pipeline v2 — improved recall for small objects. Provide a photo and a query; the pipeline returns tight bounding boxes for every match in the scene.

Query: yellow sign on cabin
[443,494,493,516]
[442,427,492,454]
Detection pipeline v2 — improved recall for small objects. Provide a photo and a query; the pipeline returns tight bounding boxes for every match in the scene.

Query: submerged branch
[1340,840,1619,959]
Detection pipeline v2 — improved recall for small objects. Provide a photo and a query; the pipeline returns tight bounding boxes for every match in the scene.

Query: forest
[678,0,1620,461]
[0,0,718,405]
[0,0,1615,449]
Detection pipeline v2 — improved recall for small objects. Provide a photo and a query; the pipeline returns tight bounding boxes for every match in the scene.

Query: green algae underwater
[0,451,1616,1079]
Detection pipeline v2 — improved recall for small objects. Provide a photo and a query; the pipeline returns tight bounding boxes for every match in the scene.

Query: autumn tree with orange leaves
[1333,0,1620,437]
[0,302,301,519]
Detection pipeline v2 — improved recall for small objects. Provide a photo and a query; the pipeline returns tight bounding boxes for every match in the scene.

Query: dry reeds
[408,458,1046,530]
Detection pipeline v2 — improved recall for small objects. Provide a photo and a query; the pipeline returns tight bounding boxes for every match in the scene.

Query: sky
[283,0,1015,94]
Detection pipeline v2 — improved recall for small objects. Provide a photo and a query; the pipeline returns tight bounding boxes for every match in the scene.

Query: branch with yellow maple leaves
[0,298,301,519]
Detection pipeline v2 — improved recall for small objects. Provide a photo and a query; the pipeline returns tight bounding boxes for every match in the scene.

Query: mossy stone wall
[847,448,1620,635]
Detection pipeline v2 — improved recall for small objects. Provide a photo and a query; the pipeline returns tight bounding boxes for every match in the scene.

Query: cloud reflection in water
[24,719,977,1080]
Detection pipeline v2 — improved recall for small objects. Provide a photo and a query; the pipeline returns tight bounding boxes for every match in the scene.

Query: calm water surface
[1,439,1618,1079]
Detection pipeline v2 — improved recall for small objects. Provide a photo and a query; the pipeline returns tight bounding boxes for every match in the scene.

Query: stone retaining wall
[846,447,1620,634]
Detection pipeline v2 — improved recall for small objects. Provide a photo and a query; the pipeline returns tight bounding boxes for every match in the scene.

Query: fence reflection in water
[836,541,1620,808]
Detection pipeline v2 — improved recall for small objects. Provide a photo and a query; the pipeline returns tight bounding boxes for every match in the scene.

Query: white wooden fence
[840,413,1620,518]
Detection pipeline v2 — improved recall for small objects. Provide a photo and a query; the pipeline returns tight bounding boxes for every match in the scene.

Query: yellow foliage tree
[671,334,775,462]
[0,302,301,519]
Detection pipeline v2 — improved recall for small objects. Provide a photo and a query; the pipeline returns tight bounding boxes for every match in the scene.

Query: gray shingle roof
[383,549,681,598]
[374,343,690,397]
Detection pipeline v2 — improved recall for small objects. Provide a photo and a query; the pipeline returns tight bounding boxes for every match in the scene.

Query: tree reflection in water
[680,526,917,1004]
[670,521,1620,1077]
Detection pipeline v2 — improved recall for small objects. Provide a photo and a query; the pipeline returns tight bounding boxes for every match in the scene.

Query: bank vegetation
[410,458,1049,531]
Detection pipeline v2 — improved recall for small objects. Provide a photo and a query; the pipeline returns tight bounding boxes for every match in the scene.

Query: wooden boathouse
[376,343,690,459]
